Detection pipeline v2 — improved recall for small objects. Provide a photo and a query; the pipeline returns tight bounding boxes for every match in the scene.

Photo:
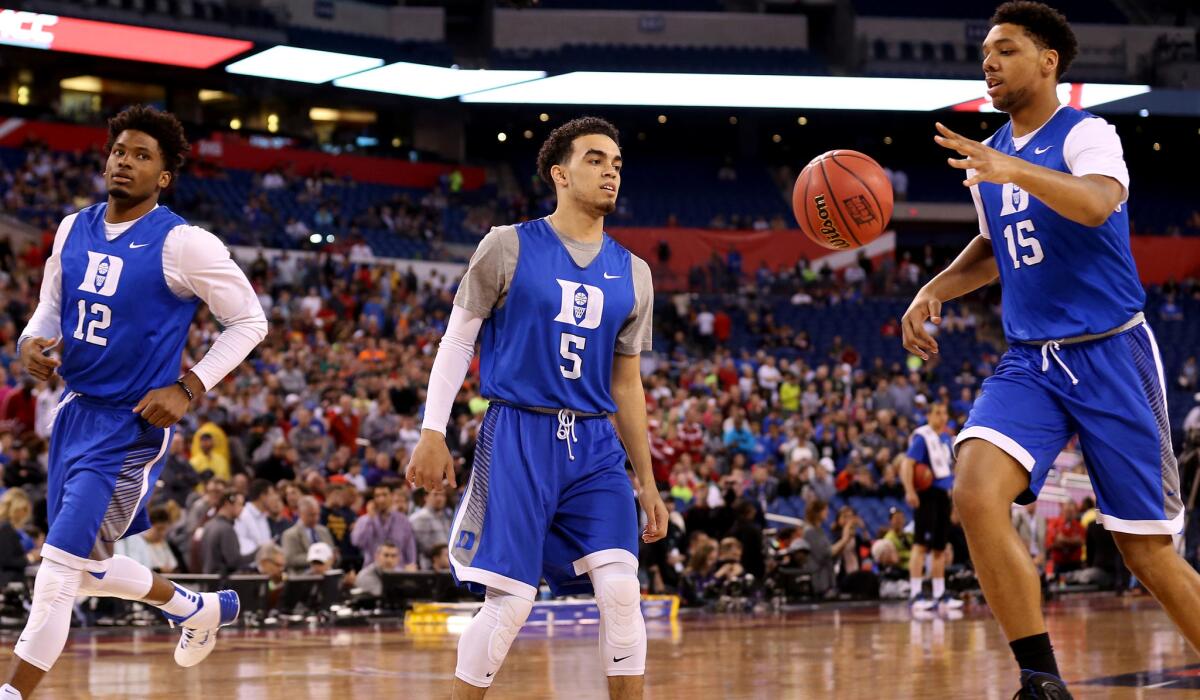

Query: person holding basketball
[901,401,962,612]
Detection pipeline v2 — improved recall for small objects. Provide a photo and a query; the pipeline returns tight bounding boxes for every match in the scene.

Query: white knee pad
[75,555,153,601]
[15,559,83,671]
[591,563,646,677]
[455,589,533,688]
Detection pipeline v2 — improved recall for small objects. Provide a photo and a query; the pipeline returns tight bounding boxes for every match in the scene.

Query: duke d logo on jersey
[554,279,605,330]
[78,250,124,297]
[999,182,1030,217]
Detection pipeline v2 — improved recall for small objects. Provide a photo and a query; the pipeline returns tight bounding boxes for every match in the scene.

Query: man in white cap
[306,542,335,577]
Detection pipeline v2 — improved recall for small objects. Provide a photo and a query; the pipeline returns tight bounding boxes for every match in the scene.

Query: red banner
[0,8,252,68]
[0,119,485,190]
[203,133,486,190]
[607,227,896,291]
[1130,236,1200,285]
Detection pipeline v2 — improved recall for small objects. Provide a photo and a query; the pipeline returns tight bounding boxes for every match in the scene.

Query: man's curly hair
[991,1,1078,79]
[105,105,190,181]
[536,116,620,186]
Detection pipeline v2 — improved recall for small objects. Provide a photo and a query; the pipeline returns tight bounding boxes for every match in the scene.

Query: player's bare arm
[610,353,667,543]
[899,456,919,509]
[935,121,1124,227]
[902,235,997,359]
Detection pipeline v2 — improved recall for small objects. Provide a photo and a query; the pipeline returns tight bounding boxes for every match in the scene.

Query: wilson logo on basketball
[813,194,850,249]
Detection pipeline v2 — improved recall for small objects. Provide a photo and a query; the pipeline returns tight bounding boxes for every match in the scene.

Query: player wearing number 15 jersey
[406,117,667,700]
[6,106,266,700]
[901,4,1200,699]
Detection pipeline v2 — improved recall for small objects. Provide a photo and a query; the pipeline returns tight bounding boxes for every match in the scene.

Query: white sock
[158,585,202,619]
[0,683,23,698]
[933,577,945,599]
[909,577,923,599]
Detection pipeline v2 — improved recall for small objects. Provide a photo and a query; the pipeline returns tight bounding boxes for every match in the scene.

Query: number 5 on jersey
[560,333,585,380]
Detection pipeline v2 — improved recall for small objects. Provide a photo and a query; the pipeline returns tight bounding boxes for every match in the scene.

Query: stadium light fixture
[333,62,544,100]
[226,46,383,84]
[460,71,1151,112]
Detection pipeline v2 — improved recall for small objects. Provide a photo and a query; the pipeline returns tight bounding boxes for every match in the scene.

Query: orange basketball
[913,463,934,492]
[792,150,894,250]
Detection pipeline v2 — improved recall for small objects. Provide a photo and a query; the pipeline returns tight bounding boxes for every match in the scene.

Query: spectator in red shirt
[1046,500,1085,577]
[713,309,732,346]
[325,395,361,451]
[0,380,36,438]
[679,407,707,461]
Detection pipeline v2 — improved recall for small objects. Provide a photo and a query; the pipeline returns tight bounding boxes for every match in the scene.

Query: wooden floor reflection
[0,595,1194,699]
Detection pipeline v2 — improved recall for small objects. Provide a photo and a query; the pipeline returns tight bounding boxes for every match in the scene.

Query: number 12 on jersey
[560,332,586,380]
[1002,219,1044,269]
[73,299,112,347]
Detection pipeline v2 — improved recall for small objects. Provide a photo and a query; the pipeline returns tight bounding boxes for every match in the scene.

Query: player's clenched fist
[133,383,192,428]
[406,430,457,493]
[20,336,61,381]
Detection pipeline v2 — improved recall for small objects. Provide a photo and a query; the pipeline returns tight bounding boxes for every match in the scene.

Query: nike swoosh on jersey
[603,273,621,279]
[1034,146,1053,155]
[129,242,151,248]
[613,655,633,663]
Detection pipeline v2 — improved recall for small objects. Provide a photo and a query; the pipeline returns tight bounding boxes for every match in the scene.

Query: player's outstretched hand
[934,122,1022,187]
[639,490,669,544]
[406,430,457,493]
[20,336,61,382]
[901,291,941,360]
[133,384,191,428]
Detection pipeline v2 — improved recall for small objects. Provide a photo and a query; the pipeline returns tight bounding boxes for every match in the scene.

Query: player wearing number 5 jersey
[406,117,666,700]
[6,106,266,700]
[902,4,1200,699]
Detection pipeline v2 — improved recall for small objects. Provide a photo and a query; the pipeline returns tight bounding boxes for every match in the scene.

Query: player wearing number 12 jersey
[6,106,265,699]
[902,4,1200,699]
[406,117,667,700]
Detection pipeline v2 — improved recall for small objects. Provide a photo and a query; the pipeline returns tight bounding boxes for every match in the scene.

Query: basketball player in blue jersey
[900,402,963,613]
[5,106,267,699]
[407,117,667,700]
[902,3,1200,697]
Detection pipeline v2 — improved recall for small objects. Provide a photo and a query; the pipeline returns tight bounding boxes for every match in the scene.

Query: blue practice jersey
[976,107,1144,341]
[907,425,954,492]
[479,218,636,414]
[59,204,199,405]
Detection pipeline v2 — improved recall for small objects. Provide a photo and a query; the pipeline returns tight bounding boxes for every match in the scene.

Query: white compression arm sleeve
[421,304,483,434]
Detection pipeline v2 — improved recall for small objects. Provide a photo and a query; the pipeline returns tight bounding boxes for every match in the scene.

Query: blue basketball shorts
[449,404,639,601]
[955,321,1183,535]
[42,392,172,570]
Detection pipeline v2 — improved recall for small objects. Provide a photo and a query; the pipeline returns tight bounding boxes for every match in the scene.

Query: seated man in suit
[281,496,335,574]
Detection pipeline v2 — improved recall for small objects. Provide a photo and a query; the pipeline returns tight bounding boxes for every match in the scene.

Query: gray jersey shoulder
[453,225,520,318]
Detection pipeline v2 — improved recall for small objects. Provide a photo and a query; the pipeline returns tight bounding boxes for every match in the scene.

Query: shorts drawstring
[1040,341,1080,386]
[556,409,578,461]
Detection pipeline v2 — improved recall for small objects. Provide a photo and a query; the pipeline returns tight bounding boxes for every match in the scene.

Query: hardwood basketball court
[2,594,1194,699]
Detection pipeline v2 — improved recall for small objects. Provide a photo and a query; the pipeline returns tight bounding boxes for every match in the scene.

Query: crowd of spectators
[0,142,1198,614]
